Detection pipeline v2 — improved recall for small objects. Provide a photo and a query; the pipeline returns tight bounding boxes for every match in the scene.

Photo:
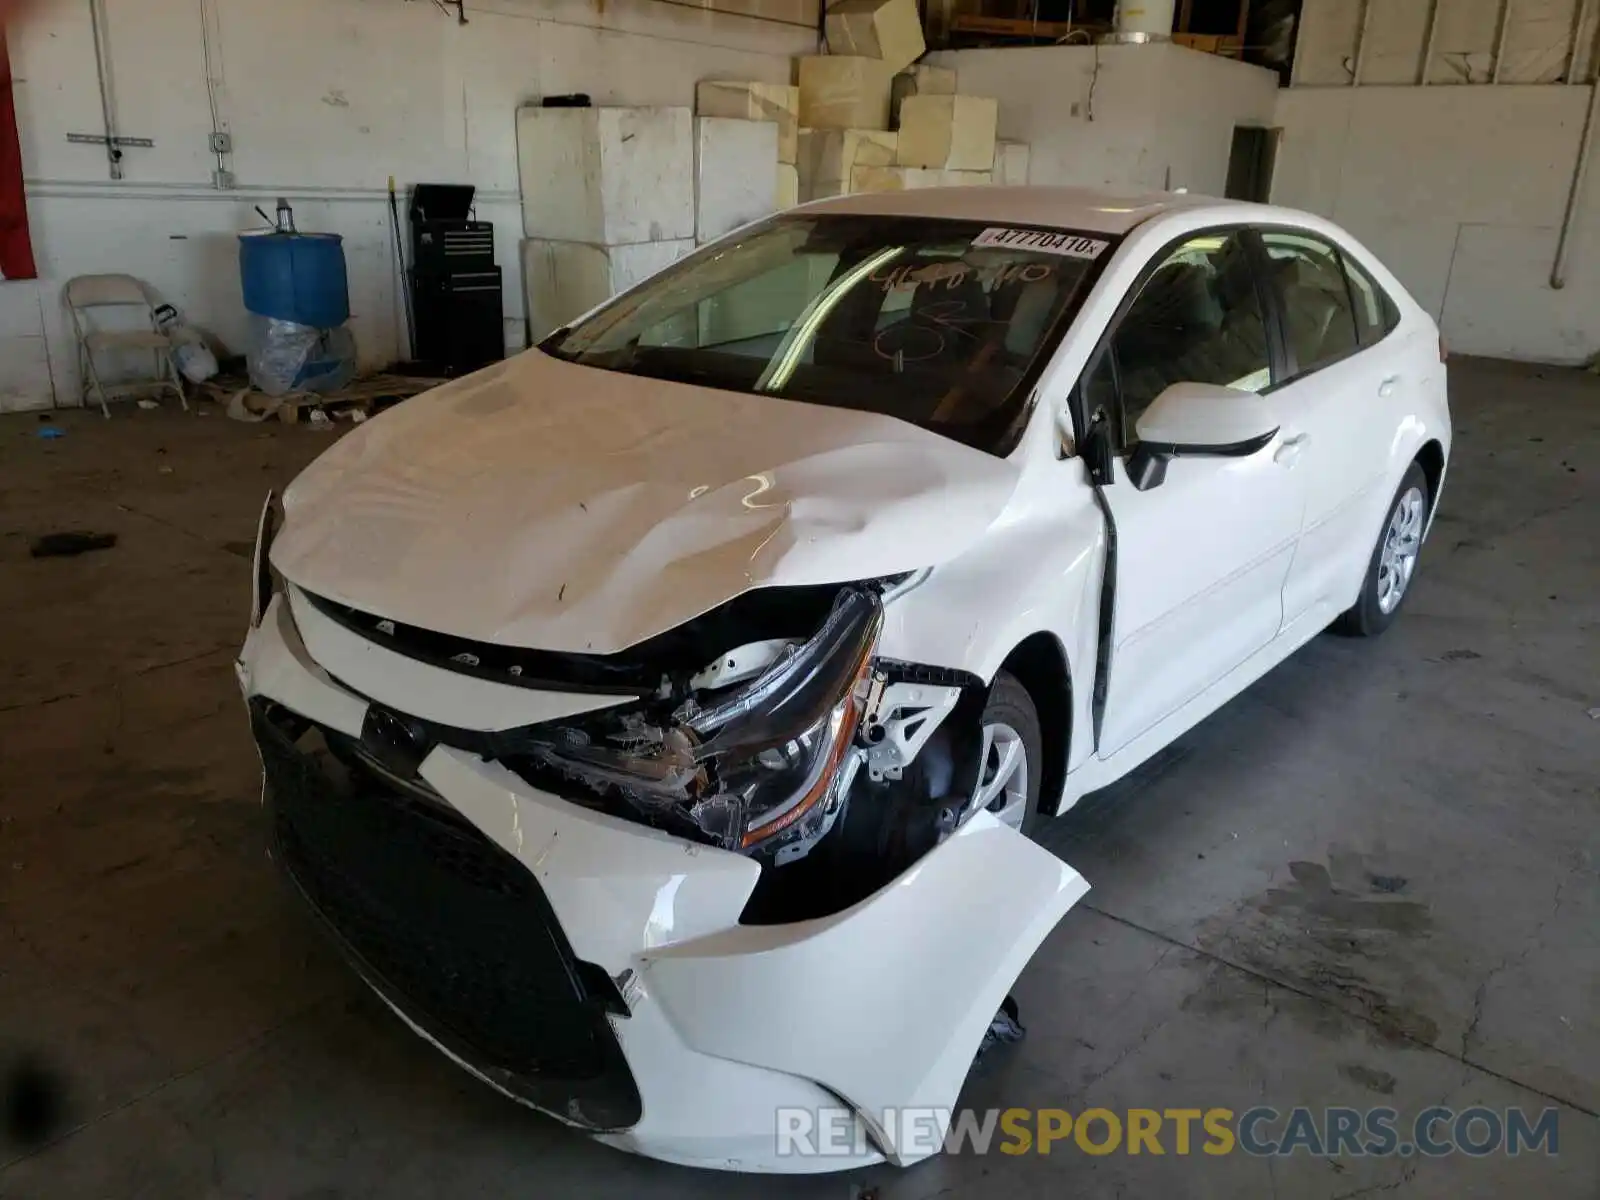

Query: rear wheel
[975,670,1043,838]
[1336,462,1430,637]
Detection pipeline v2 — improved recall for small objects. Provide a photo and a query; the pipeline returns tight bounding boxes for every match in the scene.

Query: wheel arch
[1415,438,1446,511]
[998,632,1073,822]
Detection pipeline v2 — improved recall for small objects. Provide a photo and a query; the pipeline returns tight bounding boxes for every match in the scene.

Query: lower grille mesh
[253,702,641,1128]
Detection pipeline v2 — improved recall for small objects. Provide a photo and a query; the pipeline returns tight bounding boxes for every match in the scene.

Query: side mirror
[1126,382,1279,491]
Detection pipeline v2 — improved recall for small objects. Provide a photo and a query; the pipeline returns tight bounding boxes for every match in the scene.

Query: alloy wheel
[1376,485,1426,614]
[975,722,1029,832]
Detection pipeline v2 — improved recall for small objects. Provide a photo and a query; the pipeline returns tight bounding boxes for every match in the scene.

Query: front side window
[545,216,1114,457]
[1097,230,1272,445]
[1260,230,1360,377]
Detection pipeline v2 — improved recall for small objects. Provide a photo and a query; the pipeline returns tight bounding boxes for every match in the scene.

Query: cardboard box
[518,106,694,244]
[797,56,897,131]
[850,165,991,192]
[797,127,898,199]
[994,140,1030,186]
[777,162,800,210]
[695,80,800,163]
[522,238,693,340]
[695,117,780,244]
[825,0,926,74]
[891,65,957,126]
[894,94,997,171]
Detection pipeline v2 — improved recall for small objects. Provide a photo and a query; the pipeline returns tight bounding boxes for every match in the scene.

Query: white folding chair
[63,274,188,418]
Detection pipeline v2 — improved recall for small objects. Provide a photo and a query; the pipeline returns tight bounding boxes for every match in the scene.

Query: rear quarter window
[1340,252,1401,347]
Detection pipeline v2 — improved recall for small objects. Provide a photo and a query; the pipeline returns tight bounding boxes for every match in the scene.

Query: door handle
[1274,433,1309,468]
[1379,375,1401,398]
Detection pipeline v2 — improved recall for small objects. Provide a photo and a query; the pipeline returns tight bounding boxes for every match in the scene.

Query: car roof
[797,185,1269,237]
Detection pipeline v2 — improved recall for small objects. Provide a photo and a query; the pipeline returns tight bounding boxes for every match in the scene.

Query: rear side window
[1260,231,1359,376]
[1342,253,1401,347]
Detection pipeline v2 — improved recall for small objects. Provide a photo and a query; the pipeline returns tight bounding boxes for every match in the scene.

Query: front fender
[640,811,1089,1166]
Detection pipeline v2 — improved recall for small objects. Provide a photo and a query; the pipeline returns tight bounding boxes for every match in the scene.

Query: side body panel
[1261,222,1453,630]
[1095,444,1304,757]
[877,470,1107,774]
[997,204,1452,811]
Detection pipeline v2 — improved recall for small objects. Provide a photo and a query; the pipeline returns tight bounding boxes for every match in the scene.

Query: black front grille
[252,701,641,1129]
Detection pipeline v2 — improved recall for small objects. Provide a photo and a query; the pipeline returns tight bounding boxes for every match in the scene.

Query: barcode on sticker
[972,228,1109,259]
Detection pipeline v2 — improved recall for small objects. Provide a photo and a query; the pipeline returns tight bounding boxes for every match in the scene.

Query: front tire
[1336,462,1431,637]
[975,670,1043,837]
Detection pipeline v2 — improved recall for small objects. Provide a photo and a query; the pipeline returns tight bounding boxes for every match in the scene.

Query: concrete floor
[0,356,1595,1198]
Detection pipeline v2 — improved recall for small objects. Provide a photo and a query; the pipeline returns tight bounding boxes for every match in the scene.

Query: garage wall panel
[1267,86,1353,213]
[1440,222,1600,361]
[1,0,813,409]
[1273,84,1600,363]
[926,44,1280,197]
[1332,86,1583,228]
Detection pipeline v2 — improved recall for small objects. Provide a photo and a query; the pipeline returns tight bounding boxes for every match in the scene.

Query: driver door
[1084,229,1307,757]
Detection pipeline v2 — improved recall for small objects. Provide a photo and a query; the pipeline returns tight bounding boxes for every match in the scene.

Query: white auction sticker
[972,227,1109,259]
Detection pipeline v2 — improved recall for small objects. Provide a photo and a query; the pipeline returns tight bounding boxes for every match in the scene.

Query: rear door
[1255,227,1409,628]
[1085,228,1307,757]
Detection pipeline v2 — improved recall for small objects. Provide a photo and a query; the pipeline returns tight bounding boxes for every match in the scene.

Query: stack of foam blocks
[518,105,698,341]
[513,0,1034,336]
[693,81,800,243]
[794,0,1030,198]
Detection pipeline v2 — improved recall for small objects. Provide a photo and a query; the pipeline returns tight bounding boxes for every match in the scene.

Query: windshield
[544,215,1116,456]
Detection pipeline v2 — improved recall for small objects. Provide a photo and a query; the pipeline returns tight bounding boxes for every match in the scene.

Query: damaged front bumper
[238,592,1088,1173]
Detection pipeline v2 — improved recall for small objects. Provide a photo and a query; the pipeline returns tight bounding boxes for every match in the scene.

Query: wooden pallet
[949,15,1101,42]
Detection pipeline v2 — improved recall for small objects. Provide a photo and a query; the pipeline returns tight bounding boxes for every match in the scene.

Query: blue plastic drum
[239,231,351,329]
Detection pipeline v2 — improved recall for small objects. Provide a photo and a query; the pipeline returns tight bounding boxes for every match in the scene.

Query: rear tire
[1335,461,1431,638]
[976,671,1043,838]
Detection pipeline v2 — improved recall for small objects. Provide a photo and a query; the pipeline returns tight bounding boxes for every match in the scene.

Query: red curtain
[0,27,37,281]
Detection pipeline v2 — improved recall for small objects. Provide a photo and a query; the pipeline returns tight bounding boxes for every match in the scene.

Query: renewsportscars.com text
[776,1105,1561,1159]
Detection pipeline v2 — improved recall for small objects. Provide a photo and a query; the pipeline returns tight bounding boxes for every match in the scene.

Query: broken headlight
[527,588,882,861]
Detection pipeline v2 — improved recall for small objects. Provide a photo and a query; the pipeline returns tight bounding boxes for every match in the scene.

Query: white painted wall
[1276,2,1600,364]
[1,0,815,410]
[927,43,1281,196]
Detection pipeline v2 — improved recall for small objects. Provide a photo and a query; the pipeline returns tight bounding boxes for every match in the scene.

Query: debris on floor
[208,370,445,427]
[35,426,64,440]
[29,531,118,558]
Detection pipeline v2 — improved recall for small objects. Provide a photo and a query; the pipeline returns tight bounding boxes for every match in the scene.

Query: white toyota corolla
[238,186,1450,1172]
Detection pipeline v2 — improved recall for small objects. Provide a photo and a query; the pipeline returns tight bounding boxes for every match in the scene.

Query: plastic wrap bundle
[239,220,354,395]
[247,315,357,396]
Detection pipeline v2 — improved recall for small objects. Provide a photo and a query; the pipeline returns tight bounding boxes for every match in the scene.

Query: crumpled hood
[272,350,1021,654]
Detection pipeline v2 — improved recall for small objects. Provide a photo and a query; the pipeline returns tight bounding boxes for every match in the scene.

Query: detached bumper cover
[239,593,1090,1172]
